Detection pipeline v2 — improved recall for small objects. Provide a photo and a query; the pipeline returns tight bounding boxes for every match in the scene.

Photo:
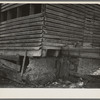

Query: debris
[92,68,100,75]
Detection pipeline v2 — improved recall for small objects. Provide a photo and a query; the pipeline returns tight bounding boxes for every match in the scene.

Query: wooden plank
[92,35,100,38]
[46,11,84,23]
[63,51,100,59]
[0,65,23,83]
[44,34,68,40]
[0,59,21,72]
[0,17,44,28]
[0,26,42,34]
[47,4,85,18]
[68,38,83,41]
[46,8,85,20]
[0,17,44,29]
[46,13,84,26]
[47,4,85,16]
[0,21,43,30]
[0,30,42,37]
[45,21,84,32]
[46,18,84,29]
[0,13,43,25]
[1,4,9,7]
[0,42,41,47]
[21,51,27,76]
[43,42,65,47]
[65,4,95,14]
[43,46,61,50]
[43,38,68,44]
[0,33,42,40]
[63,47,100,53]
[43,38,82,45]
[0,55,19,62]
[1,4,18,9]
[84,5,100,14]
[0,46,41,50]
[45,25,83,33]
[0,38,42,44]
[45,30,83,37]
[93,32,100,35]
[70,5,94,15]
[0,49,42,57]
[44,34,83,40]
[1,4,24,12]
[46,13,84,25]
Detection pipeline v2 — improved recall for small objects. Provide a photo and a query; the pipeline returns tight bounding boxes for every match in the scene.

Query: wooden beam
[0,59,21,72]
[21,51,27,76]
[0,49,42,57]
[62,47,100,59]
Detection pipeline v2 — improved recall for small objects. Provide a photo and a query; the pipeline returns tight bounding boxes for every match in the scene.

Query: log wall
[0,4,44,57]
[1,4,100,57]
[1,4,24,12]
[43,4,100,50]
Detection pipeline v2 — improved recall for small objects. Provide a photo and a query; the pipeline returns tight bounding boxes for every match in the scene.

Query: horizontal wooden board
[1,4,24,12]
[0,34,42,41]
[0,17,44,29]
[45,25,83,34]
[0,59,21,72]
[46,8,85,20]
[46,13,84,26]
[0,30,42,37]
[0,38,42,44]
[69,5,95,15]
[0,26,42,34]
[45,21,84,32]
[44,34,83,40]
[0,21,43,31]
[43,42,65,47]
[0,13,43,26]
[0,42,41,47]
[0,46,41,50]
[44,30,83,37]
[47,4,84,17]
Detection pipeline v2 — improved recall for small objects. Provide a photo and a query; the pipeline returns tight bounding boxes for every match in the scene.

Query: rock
[52,82,58,85]
[69,83,77,88]
[78,58,100,75]
[65,80,72,85]
[23,57,56,85]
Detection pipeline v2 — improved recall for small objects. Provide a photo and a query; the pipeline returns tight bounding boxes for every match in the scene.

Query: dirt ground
[0,76,100,88]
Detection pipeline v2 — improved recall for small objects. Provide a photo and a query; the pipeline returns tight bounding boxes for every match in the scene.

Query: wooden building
[0,4,100,58]
[0,4,100,83]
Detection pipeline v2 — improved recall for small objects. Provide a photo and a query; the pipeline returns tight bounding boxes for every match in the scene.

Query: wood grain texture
[1,4,100,56]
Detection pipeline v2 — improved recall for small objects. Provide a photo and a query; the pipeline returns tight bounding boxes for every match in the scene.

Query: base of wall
[0,55,100,85]
[22,56,77,84]
[77,58,100,75]
[23,57,57,85]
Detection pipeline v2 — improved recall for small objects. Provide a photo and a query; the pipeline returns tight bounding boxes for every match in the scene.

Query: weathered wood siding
[43,4,100,50]
[1,4,100,57]
[1,4,24,12]
[0,14,43,49]
[0,4,44,56]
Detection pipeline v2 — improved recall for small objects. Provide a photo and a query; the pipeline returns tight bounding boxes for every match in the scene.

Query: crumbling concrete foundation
[23,57,57,85]
[23,56,100,84]
[77,58,100,75]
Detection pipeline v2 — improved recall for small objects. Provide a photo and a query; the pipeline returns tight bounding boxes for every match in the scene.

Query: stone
[77,58,100,75]
[23,57,56,85]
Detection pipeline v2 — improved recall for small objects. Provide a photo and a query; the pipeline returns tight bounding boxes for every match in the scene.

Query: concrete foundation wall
[23,56,100,84]
[77,58,100,75]
[23,57,57,84]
